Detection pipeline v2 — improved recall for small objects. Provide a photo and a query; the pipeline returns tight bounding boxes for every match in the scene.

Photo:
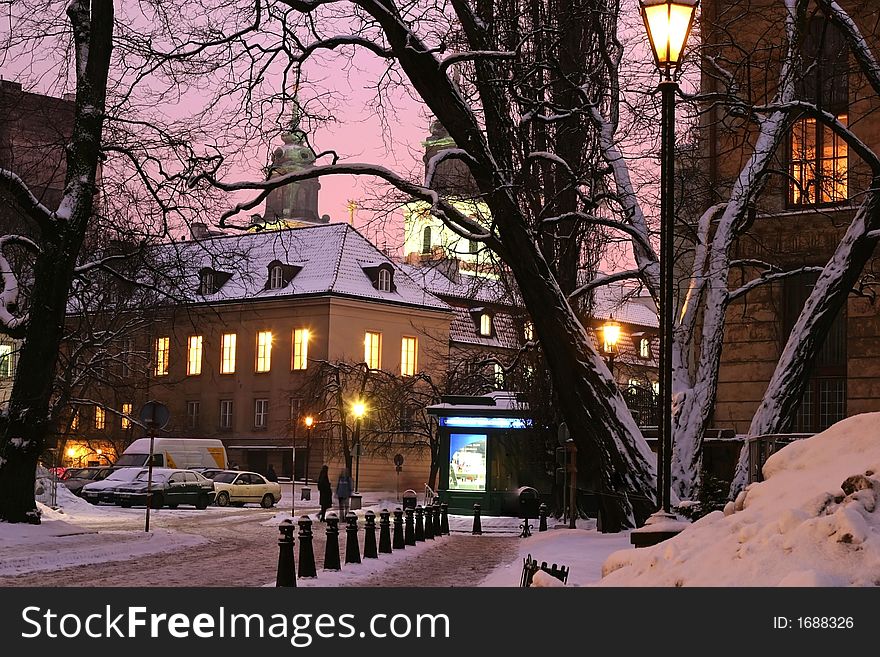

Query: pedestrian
[317,465,332,522]
[336,467,353,516]
[266,464,278,482]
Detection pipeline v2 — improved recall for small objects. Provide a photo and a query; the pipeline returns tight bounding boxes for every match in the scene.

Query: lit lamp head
[352,401,366,419]
[304,415,314,429]
[602,319,622,355]
[66,447,76,458]
[640,0,699,79]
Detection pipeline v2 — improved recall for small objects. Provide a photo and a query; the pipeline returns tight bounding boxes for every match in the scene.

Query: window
[154,337,169,376]
[0,344,13,378]
[639,337,651,359]
[788,17,849,207]
[493,363,504,389]
[187,335,203,376]
[70,410,79,431]
[221,333,236,374]
[421,226,432,254]
[523,321,534,342]
[255,331,272,372]
[200,270,215,295]
[94,406,105,430]
[292,329,309,370]
[401,336,418,376]
[187,401,200,429]
[469,240,479,254]
[120,338,134,377]
[364,331,381,369]
[269,265,284,290]
[121,403,132,429]
[254,399,269,428]
[219,400,234,430]
[479,313,492,337]
[289,397,302,421]
[377,269,392,292]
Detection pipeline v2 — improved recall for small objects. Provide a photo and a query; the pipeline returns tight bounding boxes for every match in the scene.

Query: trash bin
[350,493,362,510]
[300,486,311,501]
[402,489,417,510]
[505,486,540,519]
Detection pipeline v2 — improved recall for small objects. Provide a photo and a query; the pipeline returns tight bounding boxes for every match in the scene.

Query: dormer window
[480,313,492,337]
[639,337,651,359]
[269,264,284,290]
[378,269,391,292]
[523,321,534,342]
[198,267,232,295]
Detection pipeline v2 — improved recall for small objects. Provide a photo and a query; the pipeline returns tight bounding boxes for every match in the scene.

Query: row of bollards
[277,502,451,586]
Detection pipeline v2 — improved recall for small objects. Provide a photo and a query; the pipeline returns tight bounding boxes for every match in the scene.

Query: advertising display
[448,433,487,491]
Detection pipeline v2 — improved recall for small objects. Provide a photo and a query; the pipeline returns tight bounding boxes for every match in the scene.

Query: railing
[747,433,814,483]
[424,483,437,506]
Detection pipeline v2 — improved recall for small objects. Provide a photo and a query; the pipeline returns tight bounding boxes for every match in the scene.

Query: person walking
[317,465,332,522]
[265,464,278,482]
[336,467,353,516]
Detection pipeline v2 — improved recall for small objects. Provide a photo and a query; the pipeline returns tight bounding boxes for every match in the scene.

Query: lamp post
[303,415,314,486]
[601,318,621,376]
[351,401,365,493]
[639,0,698,517]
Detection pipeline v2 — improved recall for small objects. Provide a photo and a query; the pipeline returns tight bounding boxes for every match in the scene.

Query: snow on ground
[478,522,631,587]
[599,413,880,586]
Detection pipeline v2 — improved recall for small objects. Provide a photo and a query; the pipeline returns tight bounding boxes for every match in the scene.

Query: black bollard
[440,502,450,536]
[404,507,416,546]
[392,508,405,550]
[424,502,435,540]
[323,513,341,571]
[414,505,425,542]
[538,503,548,532]
[297,515,317,578]
[276,519,296,587]
[472,503,483,535]
[363,510,378,559]
[345,511,361,564]
[378,509,392,554]
[433,503,442,536]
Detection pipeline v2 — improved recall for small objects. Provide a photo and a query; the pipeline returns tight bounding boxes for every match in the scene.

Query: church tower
[263,101,324,225]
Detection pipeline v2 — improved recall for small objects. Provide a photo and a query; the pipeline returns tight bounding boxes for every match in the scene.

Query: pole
[354,418,361,493]
[567,440,577,529]
[291,416,298,519]
[659,78,677,514]
[144,431,155,532]
[304,426,312,486]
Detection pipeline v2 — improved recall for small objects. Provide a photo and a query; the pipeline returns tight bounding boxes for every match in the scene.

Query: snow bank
[599,414,880,586]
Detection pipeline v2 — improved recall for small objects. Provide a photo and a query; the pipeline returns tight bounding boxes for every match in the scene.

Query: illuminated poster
[448,433,487,491]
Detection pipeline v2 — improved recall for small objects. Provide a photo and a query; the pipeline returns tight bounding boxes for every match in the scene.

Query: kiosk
[426,391,551,516]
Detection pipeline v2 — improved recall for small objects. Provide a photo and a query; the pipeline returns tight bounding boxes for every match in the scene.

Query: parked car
[211,470,282,508]
[81,468,147,505]
[115,468,215,510]
[192,468,225,480]
[61,466,116,497]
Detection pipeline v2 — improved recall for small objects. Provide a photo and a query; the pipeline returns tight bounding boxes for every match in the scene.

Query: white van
[115,438,227,470]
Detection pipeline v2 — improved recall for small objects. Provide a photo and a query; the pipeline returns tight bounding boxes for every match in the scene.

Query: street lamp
[303,415,314,486]
[640,0,698,517]
[351,401,365,493]
[601,318,621,376]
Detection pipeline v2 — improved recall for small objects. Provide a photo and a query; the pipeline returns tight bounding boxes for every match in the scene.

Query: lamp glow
[304,415,314,428]
[640,0,698,75]
[352,401,366,419]
[602,320,621,353]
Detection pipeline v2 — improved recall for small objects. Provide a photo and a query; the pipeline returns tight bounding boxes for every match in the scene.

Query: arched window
[269,264,284,290]
[377,268,392,292]
[639,337,651,359]
[479,313,492,337]
[421,226,432,254]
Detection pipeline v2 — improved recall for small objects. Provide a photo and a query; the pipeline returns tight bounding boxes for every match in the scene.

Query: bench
[520,554,570,587]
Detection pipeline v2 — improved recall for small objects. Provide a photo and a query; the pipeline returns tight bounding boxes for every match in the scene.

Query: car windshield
[135,471,169,483]
[105,469,143,481]
[61,468,83,480]
[82,469,105,480]
[212,472,238,484]
[115,453,148,467]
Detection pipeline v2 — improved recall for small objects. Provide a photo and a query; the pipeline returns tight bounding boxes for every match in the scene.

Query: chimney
[435,256,460,283]
[190,222,209,239]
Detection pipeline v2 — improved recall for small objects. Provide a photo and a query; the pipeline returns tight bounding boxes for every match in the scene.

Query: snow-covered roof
[591,284,658,329]
[398,262,518,306]
[449,308,521,349]
[162,223,450,312]
[426,390,530,415]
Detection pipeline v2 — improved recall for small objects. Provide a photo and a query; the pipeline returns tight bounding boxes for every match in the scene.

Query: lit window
[269,264,284,290]
[364,331,381,369]
[292,329,309,370]
[523,321,534,342]
[401,336,418,376]
[187,335,203,376]
[0,344,13,378]
[221,333,236,374]
[94,406,105,430]
[255,399,269,428]
[70,410,79,431]
[493,363,504,389]
[789,115,848,206]
[255,331,273,372]
[121,403,132,429]
[155,337,170,376]
[639,338,651,359]
[220,400,234,429]
[377,269,392,292]
[187,401,200,429]
[480,313,492,337]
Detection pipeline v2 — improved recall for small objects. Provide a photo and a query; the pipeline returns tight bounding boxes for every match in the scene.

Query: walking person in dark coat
[317,465,332,522]
[336,468,353,516]
[265,464,278,482]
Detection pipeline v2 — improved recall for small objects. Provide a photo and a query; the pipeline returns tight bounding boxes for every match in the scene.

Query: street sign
[139,400,170,430]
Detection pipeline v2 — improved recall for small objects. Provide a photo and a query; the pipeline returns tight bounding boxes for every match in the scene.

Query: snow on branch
[294,35,394,62]
[439,50,516,72]
[0,235,40,332]
[425,148,478,189]
[818,1,880,98]
[568,266,650,302]
[0,168,55,229]
[541,212,654,257]
[728,266,825,301]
